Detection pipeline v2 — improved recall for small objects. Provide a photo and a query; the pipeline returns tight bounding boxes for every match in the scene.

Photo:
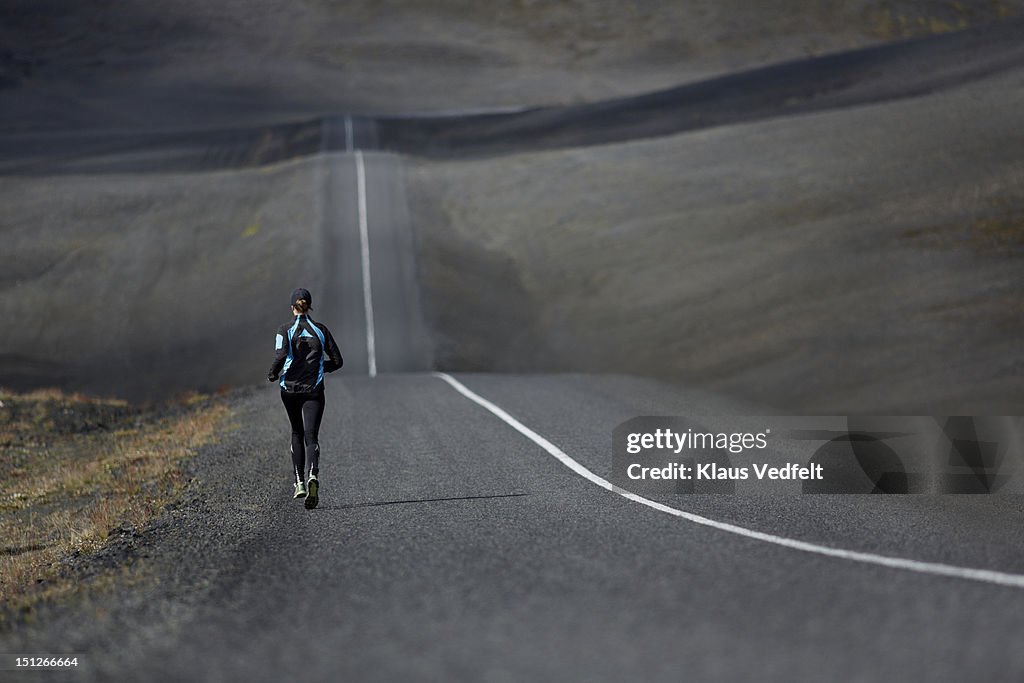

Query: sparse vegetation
[0,389,227,623]
[970,197,1024,249]
[901,196,1024,254]
[866,0,1019,40]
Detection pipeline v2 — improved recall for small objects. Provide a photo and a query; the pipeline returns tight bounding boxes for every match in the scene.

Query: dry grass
[0,389,227,620]
[970,198,1024,249]
[867,1,1019,40]
[901,196,1024,254]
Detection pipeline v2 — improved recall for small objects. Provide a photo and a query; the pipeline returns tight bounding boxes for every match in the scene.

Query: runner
[267,288,343,509]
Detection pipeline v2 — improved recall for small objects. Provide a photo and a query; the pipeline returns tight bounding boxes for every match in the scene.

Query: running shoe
[305,474,319,509]
[293,481,307,499]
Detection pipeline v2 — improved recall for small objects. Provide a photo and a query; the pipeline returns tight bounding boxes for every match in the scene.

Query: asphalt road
[317,121,432,376]
[7,121,1024,683]
[10,372,1024,682]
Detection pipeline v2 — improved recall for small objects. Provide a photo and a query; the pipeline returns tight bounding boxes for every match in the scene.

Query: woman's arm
[322,326,343,373]
[267,326,289,381]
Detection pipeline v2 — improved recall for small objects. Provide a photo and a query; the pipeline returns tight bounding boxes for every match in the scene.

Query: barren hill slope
[3,0,1022,131]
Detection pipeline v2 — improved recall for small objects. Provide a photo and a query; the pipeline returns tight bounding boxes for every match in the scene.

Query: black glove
[268,372,278,382]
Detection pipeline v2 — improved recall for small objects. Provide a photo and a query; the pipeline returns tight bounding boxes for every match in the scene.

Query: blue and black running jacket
[267,315,343,393]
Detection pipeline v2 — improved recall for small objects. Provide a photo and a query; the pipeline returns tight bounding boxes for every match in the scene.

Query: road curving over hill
[4,22,1024,675]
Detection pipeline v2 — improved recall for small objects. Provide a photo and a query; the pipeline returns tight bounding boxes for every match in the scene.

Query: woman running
[267,288,343,509]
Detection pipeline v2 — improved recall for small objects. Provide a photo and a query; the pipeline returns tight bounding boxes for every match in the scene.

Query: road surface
[6,122,1024,683]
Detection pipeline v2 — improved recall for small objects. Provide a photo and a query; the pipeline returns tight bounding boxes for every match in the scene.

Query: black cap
[291,288,312,307]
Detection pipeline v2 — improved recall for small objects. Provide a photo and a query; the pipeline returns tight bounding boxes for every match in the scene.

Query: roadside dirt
[0,388,228,626]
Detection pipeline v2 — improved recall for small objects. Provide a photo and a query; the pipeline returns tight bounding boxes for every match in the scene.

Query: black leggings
[281,389,325,483]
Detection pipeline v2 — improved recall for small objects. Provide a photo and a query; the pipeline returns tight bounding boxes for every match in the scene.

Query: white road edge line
[433,372,1024,589]
[356,150,377,378]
